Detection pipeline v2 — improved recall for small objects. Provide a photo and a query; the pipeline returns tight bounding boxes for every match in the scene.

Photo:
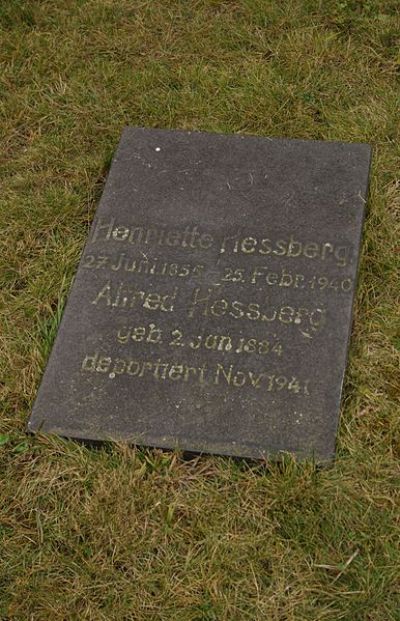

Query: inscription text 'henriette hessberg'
[90,218,351,267]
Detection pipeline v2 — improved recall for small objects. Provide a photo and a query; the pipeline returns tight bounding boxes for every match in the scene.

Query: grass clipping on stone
[0,1,399,619]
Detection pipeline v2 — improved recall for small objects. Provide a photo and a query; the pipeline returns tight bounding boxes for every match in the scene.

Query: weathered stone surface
[28,128,371,460]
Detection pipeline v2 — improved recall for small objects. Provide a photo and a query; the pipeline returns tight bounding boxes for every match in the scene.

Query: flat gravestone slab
[28,128,371,461]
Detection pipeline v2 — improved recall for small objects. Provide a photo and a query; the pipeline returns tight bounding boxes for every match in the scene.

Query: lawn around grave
[1,1,399,619]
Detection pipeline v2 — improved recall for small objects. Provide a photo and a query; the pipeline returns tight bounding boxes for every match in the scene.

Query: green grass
[1,1,399,619]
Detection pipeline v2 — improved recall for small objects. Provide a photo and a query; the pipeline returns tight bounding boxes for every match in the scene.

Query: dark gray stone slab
[28,128,371,461]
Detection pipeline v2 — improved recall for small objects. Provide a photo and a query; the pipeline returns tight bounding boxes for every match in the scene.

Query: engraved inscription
[81,212,356,402]
[82,252,353,294]
[187,286,326,337]
[91,280,178,312]
[115,323,284,357]
[91,218,214,250]
[219,232,349,266]
[90,279,326,338]
[90,218,351,267]
[81,352,310,394]
[83,252,205,280]
[220,266,353,292]
[82,213,355,403]
[83,214,338,387]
